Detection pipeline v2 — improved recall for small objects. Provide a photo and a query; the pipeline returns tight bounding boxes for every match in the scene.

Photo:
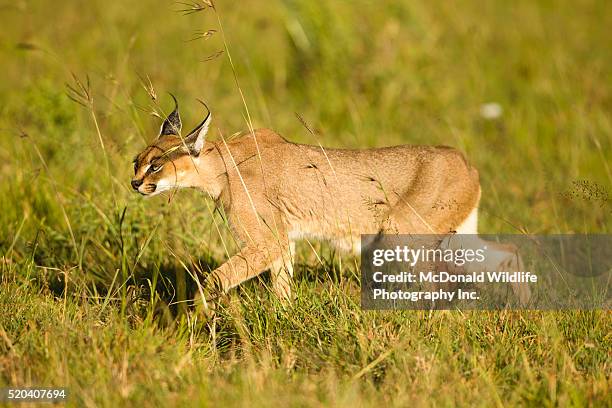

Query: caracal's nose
[131,179,143,190]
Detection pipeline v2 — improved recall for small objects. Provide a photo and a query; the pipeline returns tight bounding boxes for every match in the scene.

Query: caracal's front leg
[209,242,286,290]
[195,237,291,314]
[269,241,296,303]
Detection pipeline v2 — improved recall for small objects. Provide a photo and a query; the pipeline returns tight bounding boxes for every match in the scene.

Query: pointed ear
[159,93,182,136]
[184,100,212,156]
[185,111,211,156]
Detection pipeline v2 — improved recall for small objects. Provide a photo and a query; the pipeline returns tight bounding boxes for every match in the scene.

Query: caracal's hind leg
[463,209,530,305]
[443,234,531,305]
[480,240,531,305]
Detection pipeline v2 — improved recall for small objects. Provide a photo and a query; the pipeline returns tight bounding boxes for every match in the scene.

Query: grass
[0,0,610,406]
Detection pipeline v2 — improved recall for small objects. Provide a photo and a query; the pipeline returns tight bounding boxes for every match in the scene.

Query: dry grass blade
[201,50,224,62]
[186,29,217,42]
[65,73,93,108]
[175,0,213,15]
[138,73,157,101]
[149,106,164,121]
[295,112,320,137]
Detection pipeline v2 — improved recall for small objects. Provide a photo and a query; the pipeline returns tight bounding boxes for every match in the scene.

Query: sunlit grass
[0,0,610,406]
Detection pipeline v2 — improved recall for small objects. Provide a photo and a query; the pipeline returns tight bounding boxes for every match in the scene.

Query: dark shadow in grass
[294,255,360,286]
[144,254,221,316]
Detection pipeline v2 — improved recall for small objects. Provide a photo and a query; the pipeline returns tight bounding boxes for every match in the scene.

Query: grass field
[0,0,610,406]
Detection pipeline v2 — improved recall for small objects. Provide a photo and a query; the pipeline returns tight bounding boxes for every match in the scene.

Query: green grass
[0,0,610,406]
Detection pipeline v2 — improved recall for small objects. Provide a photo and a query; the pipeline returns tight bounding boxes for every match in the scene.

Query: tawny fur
[133,127,530,305]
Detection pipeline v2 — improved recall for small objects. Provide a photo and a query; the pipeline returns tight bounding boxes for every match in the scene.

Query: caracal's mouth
[138,183,157,196]
[138,183,178,197]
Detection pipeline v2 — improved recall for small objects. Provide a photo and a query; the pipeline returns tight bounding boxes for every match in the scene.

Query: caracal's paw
[192,286,222,321]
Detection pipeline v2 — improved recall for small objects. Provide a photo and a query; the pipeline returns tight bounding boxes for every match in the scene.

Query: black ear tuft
[159,93,182,136]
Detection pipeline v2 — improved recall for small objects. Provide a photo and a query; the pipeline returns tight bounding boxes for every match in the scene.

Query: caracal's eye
[150,164,162,173]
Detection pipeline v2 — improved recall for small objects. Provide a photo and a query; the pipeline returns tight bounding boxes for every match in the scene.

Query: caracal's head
[131,95,211,197]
